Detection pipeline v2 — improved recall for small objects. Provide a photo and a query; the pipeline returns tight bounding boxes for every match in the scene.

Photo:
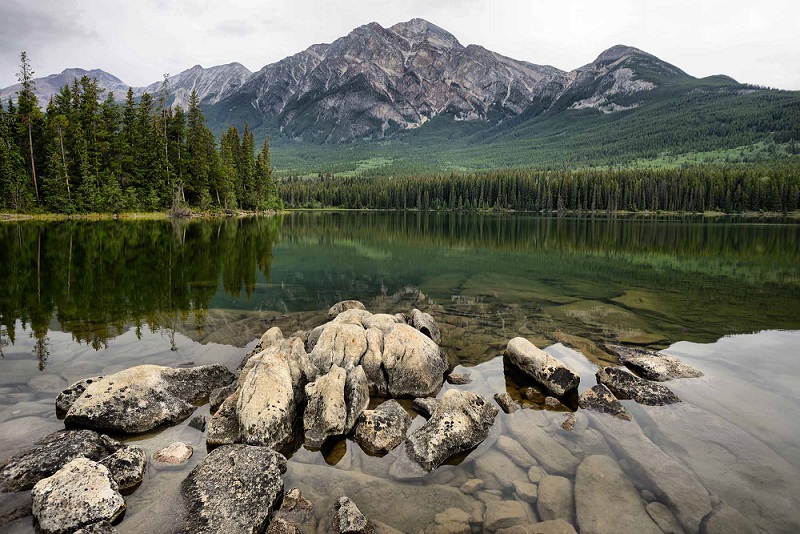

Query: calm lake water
[1,212,800,533]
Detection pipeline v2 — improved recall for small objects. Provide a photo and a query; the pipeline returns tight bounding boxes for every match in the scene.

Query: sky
[1,0,798,90]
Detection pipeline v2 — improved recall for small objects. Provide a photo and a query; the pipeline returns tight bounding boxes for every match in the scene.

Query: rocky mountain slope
[0,68,129,104]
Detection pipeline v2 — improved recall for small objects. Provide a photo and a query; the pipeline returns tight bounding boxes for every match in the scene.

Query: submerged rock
[353,400,412,454]
[578,384,631,420]
[176,444,286,534]
[273,487,314,530]
[505,338,579,397]
[0,430,122,493]
[537,476,574,524]
[484,500,532,531]
[607,344,703,381]
[507,417,579,476]
[575,455,661,534]
[596,367,680,406]
[327,496,372,534]
[32,458,125,534]
[63,364,235,434]
[396,390,497,474]
[494,392,521,414]
[446,373,472,385]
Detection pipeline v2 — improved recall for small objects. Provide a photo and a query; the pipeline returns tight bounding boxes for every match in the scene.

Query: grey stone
[63,364,235,434]
[353,400,411,454]
[646,502,685,534]
[328,496,372,533]
[99,445,146,491]
[537,476,574,524]
[32,458,125,534]
[701,504,757,534]
[496,520,577,534]
[396,390,497,474]
[176,444,286,534]
[55,376,103,415]
[362,328,388,396]
[205,389,241,446]
[507,418,579,476]
[73,522,119,534]
[0,430,122,492]
[578,384,631,420]
[412,397,440,418]
[153,442,193,465]
[596,367,680,406]
[310,322,368,374]
[410,308,441,343]
[328,300,367,320]
[575,455,660,534]
[447,373,472,385]
[383,324,447,397]
[188,414,206,432]
[209,383,236,412]
[494,392,521,414]
[344,366,370,433]
[505,338,579,397]
[607,345,703,381]
[267,518,301,534]
[473,449,528,491]
[513,481,538,503]
[484,500,530,532]
[304,365,348,448]
[495,436,536,468]
[273,487,314,529]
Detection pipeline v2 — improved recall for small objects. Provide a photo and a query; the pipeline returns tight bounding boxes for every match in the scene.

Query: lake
[1,212,799,533]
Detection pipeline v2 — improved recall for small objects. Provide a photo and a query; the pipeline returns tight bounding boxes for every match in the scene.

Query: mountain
[0,68,129,104]
[134,62,252,108]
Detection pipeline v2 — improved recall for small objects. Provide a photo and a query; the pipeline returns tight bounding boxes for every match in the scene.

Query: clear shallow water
[1,213,800,533]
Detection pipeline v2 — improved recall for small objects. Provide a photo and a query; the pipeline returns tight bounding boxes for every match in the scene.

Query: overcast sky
[1,0,798,90]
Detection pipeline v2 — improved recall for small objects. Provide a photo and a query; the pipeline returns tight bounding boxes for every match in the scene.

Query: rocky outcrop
[596,367,680,405]
[395,390,497,474]
[607,345,703,381]
[575,455,661,534]
[578,384,631,420]
[353,400,411,454]
[0,430,124,493]
[505,338,579,397]
[32,458,126,534]
[176,445,286,534]
[62,364,235,434]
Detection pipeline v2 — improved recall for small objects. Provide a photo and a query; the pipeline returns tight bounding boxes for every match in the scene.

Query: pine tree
[16,51,40,205]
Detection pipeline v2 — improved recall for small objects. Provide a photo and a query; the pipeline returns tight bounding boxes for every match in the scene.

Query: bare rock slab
[63,364,235,434]
[575,455,661,534]
[32,458,125,534]
[596,367,680,406]
[353,400,411,454]
[176,444,286,534]
[505,338,579,397]
[607,345,703,381]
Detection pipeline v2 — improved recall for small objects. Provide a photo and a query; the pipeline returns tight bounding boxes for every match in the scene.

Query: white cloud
[0,0,798,89]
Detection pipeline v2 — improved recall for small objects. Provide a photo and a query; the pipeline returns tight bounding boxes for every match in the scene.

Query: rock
[0,430,122,492]
[701,504,757,534]
[473,449,528,491]
[328,300,367,320]
[460,478,484,494]
[353,400,411,454]
[495,520,577,534]
[496,436,536,468]
[73,522,119,534]
[55,376,103,415]
[236,346,297,448]
[596,367,680,406]
[575,455,660,534]
[577,384,631,420]
[344,366,370,432]
[607,345,703,381]
[306,324,327,353]
[398,390,497,474]
[447,373,472,385]
[544,396,561,407]
[513,481,538,503]
[412,397,440,418]
[484,500,530,532]
[205,389,241,446]
[362,328,388,396]
[99,445,146,491]
[427,507,471,534]
[527,466,546,484]
[209,383,237,412]
[32,458,125,534]
[646,502,685,534]
[304,365,348,448]
[176,444,286,534]
[240,327,285,369]
[494,392,521,414]
[267,518,301,534]
[561,413,577,431]
[590,413,711,533]
[505,338,579,397]
[537,476,574,524]
[273,487,314,529]
[328,496,372,533]
[188,414,206,432]
[507,418,579,476]
[153,442,193,465]
[383,324,447,397]
[410,309,441,343]
[310,322,368,374]
[63,364,235,434]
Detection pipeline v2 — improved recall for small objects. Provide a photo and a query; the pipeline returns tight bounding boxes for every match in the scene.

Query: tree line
[279,165,800,213]
[0,52,282,213]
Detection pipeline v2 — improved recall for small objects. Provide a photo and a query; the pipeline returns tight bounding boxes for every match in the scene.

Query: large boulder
[575,455,661,534]
[62,364,235,434]
[578,384,631,421]
[304,366,348,448]
[596,367,680,406]
[310,322,369,374]
[607,345,703,381]
[395,390,497,474]
[0,430,123,493]
[354,400,412,454]
[176,444,286,534]
[383,324,447,397]
[505,338,579,397]
[32,458,126,534]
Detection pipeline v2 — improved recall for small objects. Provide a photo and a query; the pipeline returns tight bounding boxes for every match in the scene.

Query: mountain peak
[389,18,461,48]
[594,45,650,65]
